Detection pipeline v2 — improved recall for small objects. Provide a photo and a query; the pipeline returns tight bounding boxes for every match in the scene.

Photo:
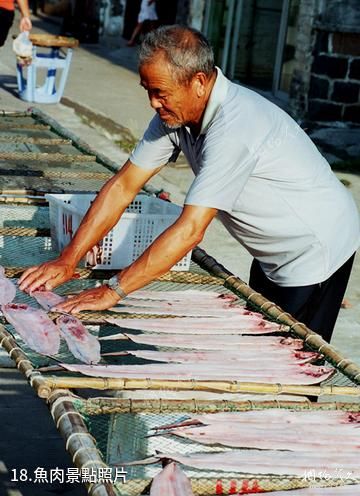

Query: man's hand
[52,285,120,314]
[18,258,76,293]
[19,16,32,32]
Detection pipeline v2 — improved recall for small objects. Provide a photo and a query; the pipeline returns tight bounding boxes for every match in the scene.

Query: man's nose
[148,93,162,110]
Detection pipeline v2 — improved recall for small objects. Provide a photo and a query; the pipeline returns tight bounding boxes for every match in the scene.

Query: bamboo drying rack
[1,255,360,397]
[1,319,360,400]
[48,393,360,495]
[2,108,360,495]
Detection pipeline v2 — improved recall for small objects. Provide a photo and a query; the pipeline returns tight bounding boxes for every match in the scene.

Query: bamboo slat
[0,195,46,205]
[0,151,95,162]
[0,110,29,116]
[74,397,360,417]
[0,176,106,194]
[35,375,360,399]
[0,226,50,237]
[0,137,71,144]
[0,123,50,130]
[3,266,223,285]
[0,169,112,180]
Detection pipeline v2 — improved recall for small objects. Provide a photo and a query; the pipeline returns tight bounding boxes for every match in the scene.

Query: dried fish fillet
[60,361,334,385]
[2,303,60,355]
[106,316,284,334]
[126,349,321,364]
[31,290,66,311]
[103,333,304,351]
[57,314,100,364]
[150,462,194,496]
[0,265,16,305]
[171,422,360,450]
[155,410,360,431]
[152,451,360,477]
[129,290,237,302]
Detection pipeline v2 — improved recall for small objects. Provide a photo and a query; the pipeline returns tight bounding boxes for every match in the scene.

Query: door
[204,0,300,98]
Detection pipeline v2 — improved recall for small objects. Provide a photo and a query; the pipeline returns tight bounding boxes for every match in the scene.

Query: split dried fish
[2,303,60,355]
[57,314,100,364]
[106,315,285,334]
[150,462,194,496]
[59,361,334,385]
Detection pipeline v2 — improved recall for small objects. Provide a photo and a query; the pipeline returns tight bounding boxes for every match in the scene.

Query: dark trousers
[0,8,14,47]
[249,254,355,343]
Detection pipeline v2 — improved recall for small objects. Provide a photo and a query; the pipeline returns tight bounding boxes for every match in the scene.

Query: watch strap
[107,275,127,299]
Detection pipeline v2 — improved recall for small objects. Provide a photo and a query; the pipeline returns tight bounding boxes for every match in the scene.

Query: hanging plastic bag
[13,31,33,66]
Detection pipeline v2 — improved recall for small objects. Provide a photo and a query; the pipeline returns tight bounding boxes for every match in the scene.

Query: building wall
[290,0,360,124]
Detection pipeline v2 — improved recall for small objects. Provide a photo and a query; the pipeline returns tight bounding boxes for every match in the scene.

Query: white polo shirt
[130,68,360,286]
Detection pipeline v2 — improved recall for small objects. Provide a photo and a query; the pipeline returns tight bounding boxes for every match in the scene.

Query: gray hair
[139,25,215,84]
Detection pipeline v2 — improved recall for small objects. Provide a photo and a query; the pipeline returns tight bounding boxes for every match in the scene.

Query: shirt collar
[199,67,229,135]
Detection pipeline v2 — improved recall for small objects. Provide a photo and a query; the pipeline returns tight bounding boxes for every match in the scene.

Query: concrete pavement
[0,10,360,495]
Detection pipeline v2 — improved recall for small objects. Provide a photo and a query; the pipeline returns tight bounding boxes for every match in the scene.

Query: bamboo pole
[0,195,46,205]
[0,110,29,116]
[48,390,117,496]
[0,152,95,162]
[4,266,223,285]
[0,136,71,145]
[74,397,360,416]
[0,123,50,130]
[192,247,360,386]
[35,375,360,399]
[0,169,112,180]
[0,227,50,237]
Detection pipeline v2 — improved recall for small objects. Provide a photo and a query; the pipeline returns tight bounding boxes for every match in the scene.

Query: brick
[307,100,343,121]
[312,55,348,78]
[349,59,360,80]
[343,105,360,123]
[332,81,360,103]
[309,76,329,99]
[314,31,329,54]
[333,32,360,56]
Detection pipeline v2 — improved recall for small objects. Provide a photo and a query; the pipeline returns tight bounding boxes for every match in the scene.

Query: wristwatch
[107,275,127,300]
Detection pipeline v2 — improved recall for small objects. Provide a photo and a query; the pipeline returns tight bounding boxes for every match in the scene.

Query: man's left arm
[55,205,217,313]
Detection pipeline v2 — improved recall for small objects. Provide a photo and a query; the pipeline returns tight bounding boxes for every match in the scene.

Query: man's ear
[192,72,207,97]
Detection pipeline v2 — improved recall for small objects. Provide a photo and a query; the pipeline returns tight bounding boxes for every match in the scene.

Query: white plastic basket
[45,193,191,271]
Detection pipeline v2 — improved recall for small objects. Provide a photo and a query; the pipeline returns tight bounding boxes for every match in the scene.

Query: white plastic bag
[13,31,33,65]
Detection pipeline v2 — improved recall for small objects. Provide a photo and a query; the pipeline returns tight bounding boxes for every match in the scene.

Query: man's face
[139,55,203,129]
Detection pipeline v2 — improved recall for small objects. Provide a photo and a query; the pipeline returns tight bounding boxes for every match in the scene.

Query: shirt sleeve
[185,118,257,213]
[130,114,180,170]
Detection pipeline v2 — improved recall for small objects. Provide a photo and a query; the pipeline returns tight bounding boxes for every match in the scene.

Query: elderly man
[20,25,359,342]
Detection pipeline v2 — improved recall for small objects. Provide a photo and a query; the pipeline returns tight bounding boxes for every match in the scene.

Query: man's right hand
[18,258,76,293]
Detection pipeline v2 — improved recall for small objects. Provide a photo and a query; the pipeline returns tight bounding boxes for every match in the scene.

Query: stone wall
[308,30,360,123]
[290,0,360,124]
